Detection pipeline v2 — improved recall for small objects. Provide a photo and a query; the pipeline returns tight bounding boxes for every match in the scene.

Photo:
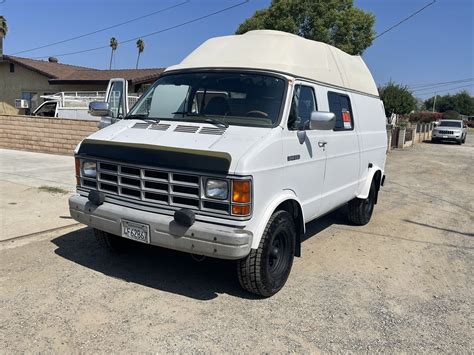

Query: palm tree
[0,16,8,56]
[109,37,118,69]
[135,39,145,69]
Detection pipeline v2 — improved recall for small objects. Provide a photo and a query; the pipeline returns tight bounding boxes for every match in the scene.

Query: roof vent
[199,127,227,135]
[174,125,199,133]
[48,57,58,63]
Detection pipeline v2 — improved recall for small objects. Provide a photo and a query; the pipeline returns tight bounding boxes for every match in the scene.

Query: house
[0,55,164,115]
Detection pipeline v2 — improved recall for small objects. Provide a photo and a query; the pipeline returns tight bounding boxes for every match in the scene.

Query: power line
[411,79,474,92]
[409,78,474,88]
[30,0,249,59]
[414,84,473,96]
[410,78,474,90]
[374,0,436,40]
[12,1,190,56]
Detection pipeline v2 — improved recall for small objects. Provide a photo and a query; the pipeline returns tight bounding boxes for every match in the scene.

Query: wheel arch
[357,167,383,203]
[250,191,305,257]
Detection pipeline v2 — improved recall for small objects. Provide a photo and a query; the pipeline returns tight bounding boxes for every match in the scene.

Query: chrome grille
[438,130,454,135]
[80,160,231,215]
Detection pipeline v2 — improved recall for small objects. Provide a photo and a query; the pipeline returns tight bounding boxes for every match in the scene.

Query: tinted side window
[328,92,354,131]
[288,85,317,130]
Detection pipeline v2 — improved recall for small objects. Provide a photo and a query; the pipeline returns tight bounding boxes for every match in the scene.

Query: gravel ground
[0,137,472,353]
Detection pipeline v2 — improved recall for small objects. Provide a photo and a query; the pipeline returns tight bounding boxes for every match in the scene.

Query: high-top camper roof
[166,30,379,97]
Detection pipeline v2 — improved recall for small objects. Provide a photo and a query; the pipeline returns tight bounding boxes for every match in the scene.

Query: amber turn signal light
[232,180,251,203]
[232,205,251,216]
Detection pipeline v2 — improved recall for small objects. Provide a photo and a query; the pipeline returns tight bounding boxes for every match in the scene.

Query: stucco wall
[0,61,106,115]
[0,114,98,155]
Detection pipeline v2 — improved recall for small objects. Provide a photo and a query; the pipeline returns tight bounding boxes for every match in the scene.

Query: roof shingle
[2,55,164,85]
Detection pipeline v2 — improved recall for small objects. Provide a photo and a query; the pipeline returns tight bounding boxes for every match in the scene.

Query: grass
[38,185,69,194]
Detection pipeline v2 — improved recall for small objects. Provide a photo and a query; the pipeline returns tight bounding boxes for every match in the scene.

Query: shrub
[408,111,442,123]
[442,110,460,119]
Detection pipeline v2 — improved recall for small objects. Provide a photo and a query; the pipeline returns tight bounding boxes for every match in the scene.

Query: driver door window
[288,85,317,130]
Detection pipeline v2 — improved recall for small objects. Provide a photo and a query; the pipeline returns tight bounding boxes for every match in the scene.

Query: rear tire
[94,228,131,253]
[237,210,295,297]
[348,180,376,226]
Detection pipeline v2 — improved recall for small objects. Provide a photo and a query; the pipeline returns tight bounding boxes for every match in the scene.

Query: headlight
[205,179,228,200]
[82,161,97,178]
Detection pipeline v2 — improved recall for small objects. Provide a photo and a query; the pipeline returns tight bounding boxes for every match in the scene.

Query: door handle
[318,141,327,148]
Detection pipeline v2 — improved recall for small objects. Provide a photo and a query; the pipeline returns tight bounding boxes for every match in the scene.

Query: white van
[70,30,387,297]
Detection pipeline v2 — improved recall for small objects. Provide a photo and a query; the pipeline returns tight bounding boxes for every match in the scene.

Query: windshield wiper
[171,111,229,128]
[125,114,159,123]
[204,117,229,128]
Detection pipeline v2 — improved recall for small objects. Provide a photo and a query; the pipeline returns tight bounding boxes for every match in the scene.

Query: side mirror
[89,101,111,117]
[309,111,336,130]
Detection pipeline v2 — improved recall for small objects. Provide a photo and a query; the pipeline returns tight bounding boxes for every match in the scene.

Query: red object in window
[342,110,351,122]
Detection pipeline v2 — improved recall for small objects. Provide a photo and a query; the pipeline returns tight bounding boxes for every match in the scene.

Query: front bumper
[69,194,252,260]
[432,131,462,141]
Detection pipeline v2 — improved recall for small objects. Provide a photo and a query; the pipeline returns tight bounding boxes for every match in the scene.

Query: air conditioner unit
[15,99,29,109]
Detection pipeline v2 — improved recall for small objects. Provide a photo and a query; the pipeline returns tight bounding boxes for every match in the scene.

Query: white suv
[70,31,387,297]
[432,120,467,144]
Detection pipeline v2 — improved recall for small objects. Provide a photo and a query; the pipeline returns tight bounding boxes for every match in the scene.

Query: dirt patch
[0,139,472,352]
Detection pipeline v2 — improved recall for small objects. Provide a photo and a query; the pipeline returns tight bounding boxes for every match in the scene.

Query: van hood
[76,119,272,174]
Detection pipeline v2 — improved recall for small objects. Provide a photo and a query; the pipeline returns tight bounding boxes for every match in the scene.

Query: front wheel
[347,180,376,226]
[237,210,296,297]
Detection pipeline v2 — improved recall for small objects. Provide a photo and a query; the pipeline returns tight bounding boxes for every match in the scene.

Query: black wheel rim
[267,231,290,277]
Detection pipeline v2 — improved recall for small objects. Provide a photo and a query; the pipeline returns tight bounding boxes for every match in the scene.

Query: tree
[0,16,8,56]
[378,81,416,117]
[109,37,118,69]
[135,39,145,69]
[424,91,474,115]
[235,0,375,55]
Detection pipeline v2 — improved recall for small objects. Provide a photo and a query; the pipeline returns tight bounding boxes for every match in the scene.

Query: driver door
[283,83,328,221]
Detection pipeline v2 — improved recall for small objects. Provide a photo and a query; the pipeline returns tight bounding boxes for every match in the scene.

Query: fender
[249,190,305,250]
[356,165,383,199]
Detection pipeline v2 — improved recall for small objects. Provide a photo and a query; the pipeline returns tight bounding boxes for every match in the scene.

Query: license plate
[443,135,448,138]
[121,220,150,244]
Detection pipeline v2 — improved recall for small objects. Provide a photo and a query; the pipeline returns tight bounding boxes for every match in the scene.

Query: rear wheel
[94,228,131,253]
[237,210,295,297]
[348,180,376,226]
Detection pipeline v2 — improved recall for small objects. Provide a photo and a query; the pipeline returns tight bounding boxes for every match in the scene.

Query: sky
[1,0,473,99]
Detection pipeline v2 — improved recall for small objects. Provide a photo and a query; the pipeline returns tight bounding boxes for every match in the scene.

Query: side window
[288,85,317,130]
[328,92,354,131]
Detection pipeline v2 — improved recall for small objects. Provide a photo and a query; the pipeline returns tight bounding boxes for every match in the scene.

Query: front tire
[348,180,376,226]
[237,210,296,297]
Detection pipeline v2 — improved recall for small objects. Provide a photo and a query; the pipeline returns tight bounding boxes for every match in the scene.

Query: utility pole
[432,94,437,112]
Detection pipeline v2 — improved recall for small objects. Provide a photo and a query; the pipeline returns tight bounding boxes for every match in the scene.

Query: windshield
[438,121,462,127]
[128,72,286,127]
